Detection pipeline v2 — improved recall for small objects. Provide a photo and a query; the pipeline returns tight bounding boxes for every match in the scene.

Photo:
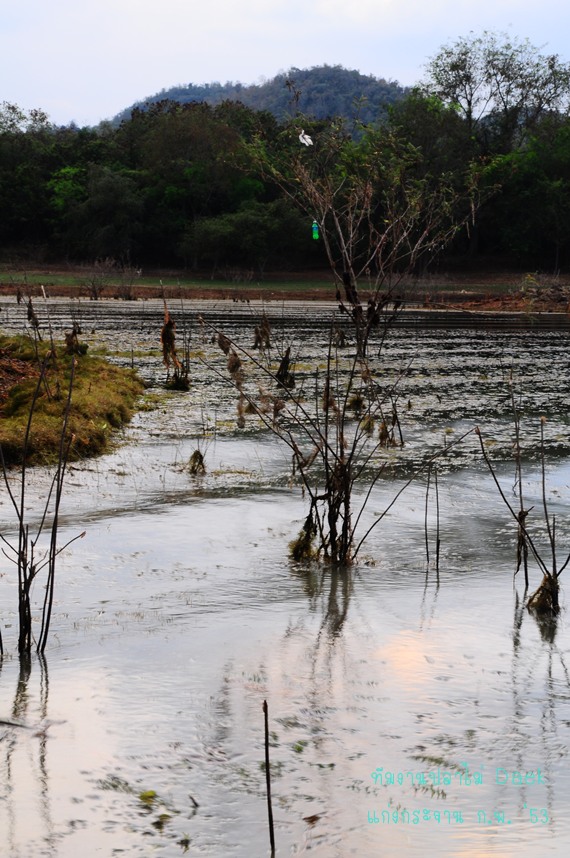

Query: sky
[2,0,570,127]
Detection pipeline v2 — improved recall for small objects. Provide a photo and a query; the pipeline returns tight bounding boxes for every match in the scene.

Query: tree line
[2,32,570,276]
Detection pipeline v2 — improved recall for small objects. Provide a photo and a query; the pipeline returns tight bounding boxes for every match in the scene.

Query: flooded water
[1,297,570,856]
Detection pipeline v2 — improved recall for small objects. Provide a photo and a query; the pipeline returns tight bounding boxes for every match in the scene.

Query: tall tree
[480,117,570,269]
[423,32,570,154]
[65,165,143,259]
[114,100,251,262]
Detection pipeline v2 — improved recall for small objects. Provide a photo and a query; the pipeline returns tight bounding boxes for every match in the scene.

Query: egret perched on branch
[299,129,313,146]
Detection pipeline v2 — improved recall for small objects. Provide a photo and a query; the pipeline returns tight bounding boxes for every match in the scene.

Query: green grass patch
[0,334,144,466]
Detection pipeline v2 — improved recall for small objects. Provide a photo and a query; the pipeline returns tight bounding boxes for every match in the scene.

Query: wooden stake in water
[263,699,276,855]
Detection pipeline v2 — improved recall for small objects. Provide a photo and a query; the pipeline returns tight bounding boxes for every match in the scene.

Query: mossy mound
[0,334,144,466]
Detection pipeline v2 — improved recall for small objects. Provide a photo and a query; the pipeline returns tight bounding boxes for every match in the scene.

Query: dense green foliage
[2,37,570,274]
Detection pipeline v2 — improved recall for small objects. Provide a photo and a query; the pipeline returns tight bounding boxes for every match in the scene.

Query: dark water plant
[188,449,206,475]
[161,300,190,390]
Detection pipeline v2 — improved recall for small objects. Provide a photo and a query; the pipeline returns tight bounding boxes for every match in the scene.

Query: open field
[2,264,570,310]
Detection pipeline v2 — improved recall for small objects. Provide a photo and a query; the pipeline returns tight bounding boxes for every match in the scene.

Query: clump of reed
[188,449,206,475]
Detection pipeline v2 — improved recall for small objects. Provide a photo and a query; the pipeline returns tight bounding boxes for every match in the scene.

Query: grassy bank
[0,335,144,466]
[0,263,544,299]
[2,265,569,311]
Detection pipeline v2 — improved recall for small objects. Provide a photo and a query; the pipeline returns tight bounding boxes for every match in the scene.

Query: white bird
[299,129,313,146]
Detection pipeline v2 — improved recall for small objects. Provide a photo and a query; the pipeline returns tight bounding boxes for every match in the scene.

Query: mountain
[113,65,408,125]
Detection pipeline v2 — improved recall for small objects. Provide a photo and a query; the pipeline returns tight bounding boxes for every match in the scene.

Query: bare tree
[423,31,570,152]
[249,117,481,355]
[78,257,117,301]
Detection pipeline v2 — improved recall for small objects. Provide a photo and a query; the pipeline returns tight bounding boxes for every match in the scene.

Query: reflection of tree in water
[322,567,353,639]
[418,567,440,633]
[510,593,570,817]
[290,562,353,639]
[287,562,358,759]
[1,655,53,854]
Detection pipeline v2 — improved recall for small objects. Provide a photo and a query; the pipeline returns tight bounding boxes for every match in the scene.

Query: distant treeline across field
[2,36,570,276]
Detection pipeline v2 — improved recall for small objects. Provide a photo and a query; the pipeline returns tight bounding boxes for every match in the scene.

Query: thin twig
[434,466,440,574]
[476,427,549,577]
[425,464,431,565]
[353,427,475,561]
[263,700,275,856]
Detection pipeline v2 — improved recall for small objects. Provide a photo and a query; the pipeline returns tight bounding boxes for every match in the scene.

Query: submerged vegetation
[0,333,144,465]
[478,415,570,619]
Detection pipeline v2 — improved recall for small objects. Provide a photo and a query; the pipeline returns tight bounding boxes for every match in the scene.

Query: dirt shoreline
[2,276,569,313]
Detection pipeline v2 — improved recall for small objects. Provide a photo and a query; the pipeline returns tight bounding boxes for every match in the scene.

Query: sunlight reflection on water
[2,487,569,856]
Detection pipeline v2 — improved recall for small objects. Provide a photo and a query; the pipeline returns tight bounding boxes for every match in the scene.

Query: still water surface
[1,298,570,856]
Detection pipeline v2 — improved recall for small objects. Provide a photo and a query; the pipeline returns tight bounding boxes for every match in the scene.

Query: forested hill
[113,65,408,124]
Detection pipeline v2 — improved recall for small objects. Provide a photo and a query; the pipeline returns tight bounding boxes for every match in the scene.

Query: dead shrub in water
[253,314,271,351]
[161,302,181,371]
[476,416,570,617]
[161,301,189,390]
[276,346,295,390]
[203,321,470,566]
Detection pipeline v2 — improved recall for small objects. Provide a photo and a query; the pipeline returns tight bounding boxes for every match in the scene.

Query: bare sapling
[0,356,85,654]
[248,114,484,359]
[476,418,570,616]
[79,257,116,300]
[509,376,530,589]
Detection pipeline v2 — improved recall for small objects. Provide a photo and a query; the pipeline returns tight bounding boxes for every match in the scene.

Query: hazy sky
[2,0,570,127]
